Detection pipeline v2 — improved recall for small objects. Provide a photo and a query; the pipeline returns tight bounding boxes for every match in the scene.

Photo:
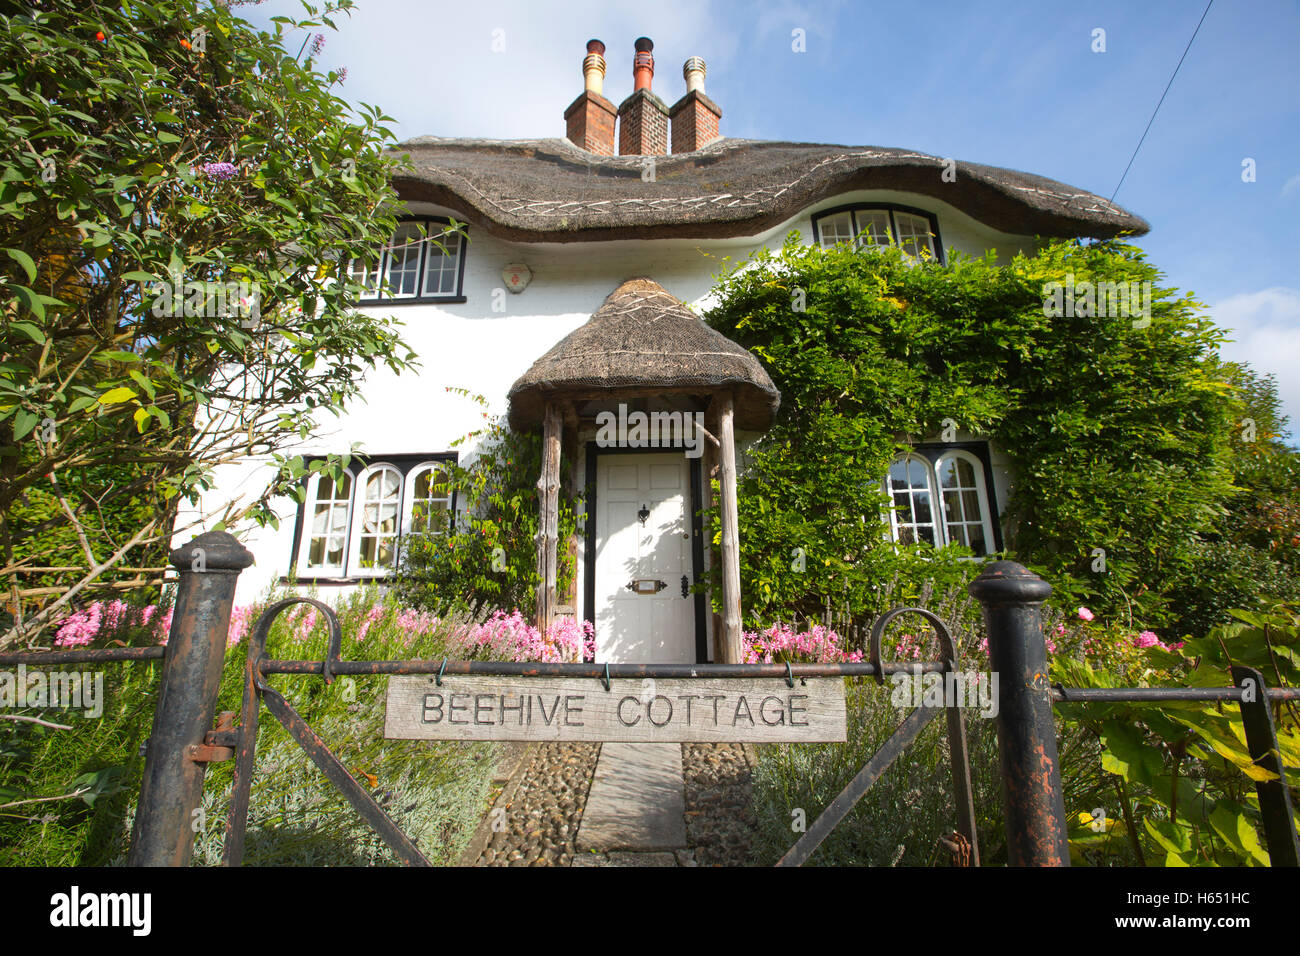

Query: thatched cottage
[192,37,1146,664]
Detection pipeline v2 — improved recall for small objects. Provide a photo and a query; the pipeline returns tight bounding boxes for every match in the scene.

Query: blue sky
[247,0,1300,434]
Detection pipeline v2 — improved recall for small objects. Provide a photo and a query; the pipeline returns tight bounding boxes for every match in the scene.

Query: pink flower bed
[53,600,173,647]
[450,610,595,663]
[742,622,863,664]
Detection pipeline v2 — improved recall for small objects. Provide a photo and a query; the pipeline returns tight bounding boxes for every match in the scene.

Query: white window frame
[883,450,996,557]
[932,449,997,556]
[296,471,354,576]
[883,453,942,548]
[347,463,405,578]
[402,461,453,537]
[814,205,940,261]
[350,217,466,304]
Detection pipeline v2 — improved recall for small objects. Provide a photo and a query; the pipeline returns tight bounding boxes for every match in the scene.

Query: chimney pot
[632,36,655,91]
[683,56,706,94]
[566,38,616,154]
[669,56,722,153]
[582,37,607,95]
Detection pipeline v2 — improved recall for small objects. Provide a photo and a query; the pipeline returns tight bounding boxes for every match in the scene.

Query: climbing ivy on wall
[393,390,579,617]
[702,234,1283,636]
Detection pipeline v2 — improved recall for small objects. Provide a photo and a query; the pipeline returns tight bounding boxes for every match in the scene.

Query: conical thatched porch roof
[507,277,780,431]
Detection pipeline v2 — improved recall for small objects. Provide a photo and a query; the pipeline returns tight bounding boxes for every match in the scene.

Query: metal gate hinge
[186,711,238,764]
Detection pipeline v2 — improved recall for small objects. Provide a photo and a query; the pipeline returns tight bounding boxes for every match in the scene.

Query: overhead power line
[1110,0,1214,203]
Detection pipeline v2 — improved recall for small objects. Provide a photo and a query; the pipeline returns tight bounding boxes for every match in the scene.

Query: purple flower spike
[201,161,238,182]
[310,33,325,56]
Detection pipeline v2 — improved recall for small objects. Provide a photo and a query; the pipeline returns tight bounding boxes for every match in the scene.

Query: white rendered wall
[178,191,1035,607]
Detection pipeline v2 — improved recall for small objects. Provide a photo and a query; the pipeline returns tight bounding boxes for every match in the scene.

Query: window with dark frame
[290,453,457,582]
[811,204,943,263]
[881,443,1001,556]
[347,217,467,304]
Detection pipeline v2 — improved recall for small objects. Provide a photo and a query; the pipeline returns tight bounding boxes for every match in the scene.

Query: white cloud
[1209,287,1300,438]
[1282,172,1300,199]
[301,0,737,141]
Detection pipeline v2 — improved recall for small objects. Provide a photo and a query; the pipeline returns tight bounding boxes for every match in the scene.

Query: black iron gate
[2,532,1296,867]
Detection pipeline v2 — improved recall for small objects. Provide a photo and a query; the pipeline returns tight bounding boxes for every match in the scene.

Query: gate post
[129,530,253,866]
[969,561,1069,866]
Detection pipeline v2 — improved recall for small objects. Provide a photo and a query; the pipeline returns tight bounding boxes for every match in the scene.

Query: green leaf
[12,408,37,440]
[8,284,44,320]
[97,387,137,405]
[4,248,36,282]
[7,321,44,345]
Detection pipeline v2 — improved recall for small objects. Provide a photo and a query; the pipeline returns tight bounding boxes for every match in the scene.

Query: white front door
[594,453,696,663]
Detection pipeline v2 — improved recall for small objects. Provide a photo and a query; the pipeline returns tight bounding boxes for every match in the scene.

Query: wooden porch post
[535,401,562,633]
[716,391,744,663]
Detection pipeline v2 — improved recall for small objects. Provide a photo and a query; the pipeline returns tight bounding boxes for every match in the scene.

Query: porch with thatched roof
[508,277,779,663]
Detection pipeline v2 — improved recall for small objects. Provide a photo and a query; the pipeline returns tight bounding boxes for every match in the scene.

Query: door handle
[681,575,689,598]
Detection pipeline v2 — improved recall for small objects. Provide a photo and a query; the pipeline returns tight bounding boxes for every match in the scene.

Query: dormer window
[811,205,942,262]
[348,217,467,304]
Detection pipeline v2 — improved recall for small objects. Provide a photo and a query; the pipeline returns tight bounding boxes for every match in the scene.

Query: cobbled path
[471,742,758,866]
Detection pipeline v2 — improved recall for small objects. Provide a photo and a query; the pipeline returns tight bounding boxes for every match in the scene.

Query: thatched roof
[390,136,1148,243]
[507,277,780,431]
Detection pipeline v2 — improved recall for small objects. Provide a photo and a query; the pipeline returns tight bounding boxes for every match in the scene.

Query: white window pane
[819,212,854,248]
[893,212,935,258]
[305,471,352,571]
[422,232,461,297]
[854,210,891,247]
[381,225,423,298]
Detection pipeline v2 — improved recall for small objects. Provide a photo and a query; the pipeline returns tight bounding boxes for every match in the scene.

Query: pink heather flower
[1077,607,1094,622]
[227,605,254,646]
[294,607,319,642]
[357,606,384,642]
[1053,623,1065,637]
[200,161,238,181]
[336,66,347,83]
[310,34,325,56]
[53,602,102,647]
[156,608,174,645]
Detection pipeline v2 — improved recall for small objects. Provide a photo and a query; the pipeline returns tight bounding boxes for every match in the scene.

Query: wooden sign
[384,676,846,743]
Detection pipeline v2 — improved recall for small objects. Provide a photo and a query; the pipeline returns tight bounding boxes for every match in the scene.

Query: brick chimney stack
[618,37,669,156]
[564,39,617,155]
[669,56,722,153]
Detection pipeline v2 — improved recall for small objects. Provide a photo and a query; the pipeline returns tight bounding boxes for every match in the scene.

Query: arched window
[287,453,459,580]
[885,454,939,546]
[884,449,997,556]
[933,450,996,557]
[297,471,352,575]
[404,462,452,536]
[349,464,403,576]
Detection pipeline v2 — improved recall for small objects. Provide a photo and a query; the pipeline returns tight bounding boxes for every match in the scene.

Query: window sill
[279,575,396,587]
[356,296,467,306]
